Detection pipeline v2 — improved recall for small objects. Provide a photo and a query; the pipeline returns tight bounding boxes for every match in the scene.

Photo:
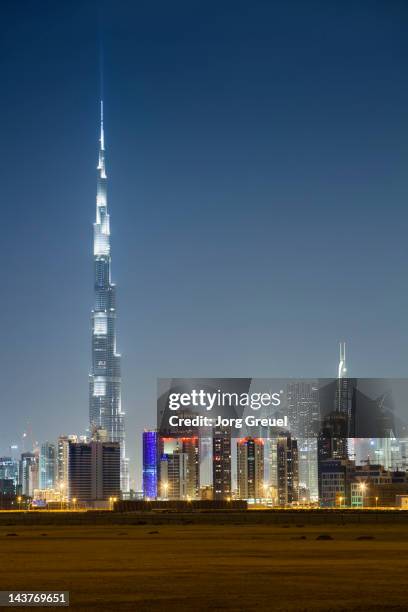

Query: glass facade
[143,430,158,499]
[39,442,56,490]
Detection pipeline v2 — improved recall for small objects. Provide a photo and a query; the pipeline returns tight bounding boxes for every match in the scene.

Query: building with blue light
[143,430,159,499]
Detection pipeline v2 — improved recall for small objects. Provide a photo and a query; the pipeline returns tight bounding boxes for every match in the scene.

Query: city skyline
[2,1,408,488]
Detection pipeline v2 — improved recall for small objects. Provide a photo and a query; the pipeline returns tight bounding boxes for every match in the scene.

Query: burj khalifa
[89,101,129,493]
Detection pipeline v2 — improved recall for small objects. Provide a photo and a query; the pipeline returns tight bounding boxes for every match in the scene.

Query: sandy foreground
[1,521,408,611]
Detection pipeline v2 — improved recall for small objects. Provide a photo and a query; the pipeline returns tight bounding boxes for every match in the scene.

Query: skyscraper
[143,430,159,499]
[39,442,56,490]
[89,101,129,493]
[286,381,320,501]
[181,437,200,499]
[19,452,38,497]
[159,449,189,500]
[57,434,78,498]
[68,440,120,505]
[336,341,356,437]
[213,427,232,500]
[277,435,299,506]
[237,437,264,500]
[0,457,19,487]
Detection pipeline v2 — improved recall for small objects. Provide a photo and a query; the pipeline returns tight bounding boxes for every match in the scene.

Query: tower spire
[97,100,106,179]
[100,100,104,150]
[338,341,347,379]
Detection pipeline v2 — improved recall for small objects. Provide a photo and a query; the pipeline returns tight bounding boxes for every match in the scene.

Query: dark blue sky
[2,0,408,487]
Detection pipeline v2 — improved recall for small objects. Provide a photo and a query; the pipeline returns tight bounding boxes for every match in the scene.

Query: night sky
[1,0,408,488]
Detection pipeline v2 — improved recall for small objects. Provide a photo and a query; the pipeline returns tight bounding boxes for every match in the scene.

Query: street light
[375,496,379,509]
[17,496,22,511]
[339,496,343,509]
[72,498,77,511]
[162,481,169,501]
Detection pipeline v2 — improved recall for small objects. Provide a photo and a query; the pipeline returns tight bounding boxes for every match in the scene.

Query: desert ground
[1,512,408,610]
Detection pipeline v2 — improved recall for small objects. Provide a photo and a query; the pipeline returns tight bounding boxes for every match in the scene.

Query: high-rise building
[158,437,200,500]
[317,343,356,501]
[277,435,299,506]
[57,435,78,498]
[237,437,264,500]
[39,442,56,490]
[319,458,354,507]
[286,382,320,501]
[335,342,356,437]
[0,457,19,486]
[89,101,129,493]
[199,434,213,487]
[143,430,159,499]
[317,411,348,500]
[286,381,320,439]
[213,428,231,500]
[0,479,15,495]
[19,452,39,497]
[160,449,189,500]
[181,436,200,499]
[68,440,120,504]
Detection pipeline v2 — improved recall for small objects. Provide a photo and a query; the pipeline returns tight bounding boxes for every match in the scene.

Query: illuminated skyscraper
[237,437,264,500]
[143,430,159,499]
[336,341,356,437]
[160,450,189,500]
[19,451,38,497]
[57,434,78,498]
[286,382,319,501]
[39,442,56,490]
[213,428,231,500]
[0,457,19,486]
[158,437,200,499]
[89,101,129,492]
[277,435,299,505]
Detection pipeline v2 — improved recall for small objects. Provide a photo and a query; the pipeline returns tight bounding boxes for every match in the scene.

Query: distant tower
[338,341,347,379]
[336,341,355,436]
[89,101,129,493]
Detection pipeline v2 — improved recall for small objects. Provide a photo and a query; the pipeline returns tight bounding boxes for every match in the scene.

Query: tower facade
[68,440,120,504]
[277,435,299,506]
[143,430,159,499]
[89,101,129,493]
[237,437,264,500]
[213,428,232,500]
[39,442,56,490]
